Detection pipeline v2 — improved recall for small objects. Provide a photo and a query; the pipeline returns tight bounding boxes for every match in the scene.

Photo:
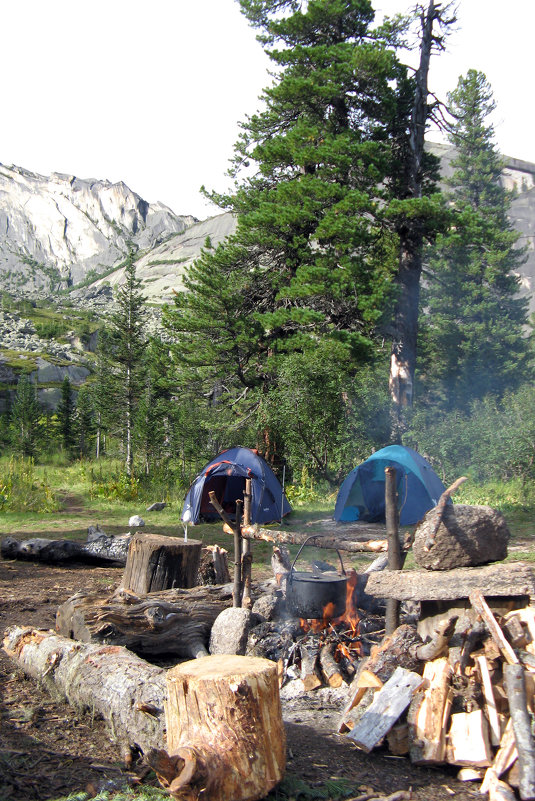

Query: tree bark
[147,654,286,801]
[122,533,202,593]
[504,664,535,800]
[385,466,401,637]
[56,585,233,658]
[0,532,131,565]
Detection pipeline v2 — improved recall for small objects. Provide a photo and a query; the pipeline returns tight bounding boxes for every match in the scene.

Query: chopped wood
[457,768,484,782]
[505,607,535,656]
[480,719,518,795]
[300,644,322,691]
[504,663,535,800]
[241,524,388,553]
[347,666,424,753]
[475,655,502,746]
[414,616,457,662]
[423,476,468,552]
[319,644,344,688]
[469,590,519,665]
[503,615,528,649]
[387,723,409,756]
[122,533,202,594]
[364,562,535,602]
[153,654,286,801]
[356,669,384,690]
[487,774,518,801]
[407,657,452,765]
[446,710,493,767]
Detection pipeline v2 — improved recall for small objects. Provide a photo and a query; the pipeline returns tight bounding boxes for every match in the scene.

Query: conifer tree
[10,376,42,457]
[74,384,95,458]
[419,69,530,410]
[57,376,75,455]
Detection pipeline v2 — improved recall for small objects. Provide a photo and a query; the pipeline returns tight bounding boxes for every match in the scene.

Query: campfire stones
[413,504,510,570]
[209,607,253,655]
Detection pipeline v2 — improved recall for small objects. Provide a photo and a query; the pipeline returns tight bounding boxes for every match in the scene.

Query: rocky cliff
[0,163,196,295]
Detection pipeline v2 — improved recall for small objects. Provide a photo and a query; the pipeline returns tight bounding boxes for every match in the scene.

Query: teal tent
[334,445,445,526]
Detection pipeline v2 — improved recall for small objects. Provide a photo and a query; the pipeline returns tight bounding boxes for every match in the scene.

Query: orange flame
[298,569,362,659]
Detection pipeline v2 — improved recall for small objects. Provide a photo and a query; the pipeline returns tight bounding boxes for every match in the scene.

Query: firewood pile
[337,590,535,801]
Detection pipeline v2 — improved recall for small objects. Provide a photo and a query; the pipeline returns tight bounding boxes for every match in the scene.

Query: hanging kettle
[286,536,347,619]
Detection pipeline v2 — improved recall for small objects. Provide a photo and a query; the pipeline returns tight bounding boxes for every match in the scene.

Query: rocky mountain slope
[0,163,195,295]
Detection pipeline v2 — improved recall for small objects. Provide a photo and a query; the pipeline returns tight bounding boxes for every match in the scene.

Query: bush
[0,456,59,513]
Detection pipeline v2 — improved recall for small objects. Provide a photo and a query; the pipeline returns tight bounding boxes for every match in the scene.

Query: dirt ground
[1,556,484,801]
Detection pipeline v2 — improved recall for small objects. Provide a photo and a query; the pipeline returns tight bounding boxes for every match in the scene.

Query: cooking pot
[286,536,347,619]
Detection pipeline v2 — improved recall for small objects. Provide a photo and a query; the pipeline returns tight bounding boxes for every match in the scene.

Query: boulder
[128,515,145,528]
[146,502,167,512]
[209,607,252,656]
[412,504,509,570]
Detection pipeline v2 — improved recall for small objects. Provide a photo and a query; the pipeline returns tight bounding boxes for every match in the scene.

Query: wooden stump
[148,654,286,801]
[122,534,202,593]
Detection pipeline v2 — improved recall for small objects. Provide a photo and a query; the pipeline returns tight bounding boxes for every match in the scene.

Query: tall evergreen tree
[10,376,42,457]
[419,69,530,410]
[57,376,75,455]
[74,383,95,458]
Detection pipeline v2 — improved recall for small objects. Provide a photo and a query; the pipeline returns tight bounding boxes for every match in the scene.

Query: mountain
[0,163,196,295]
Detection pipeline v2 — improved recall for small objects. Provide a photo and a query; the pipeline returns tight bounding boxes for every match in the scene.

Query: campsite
[1,445,535,801]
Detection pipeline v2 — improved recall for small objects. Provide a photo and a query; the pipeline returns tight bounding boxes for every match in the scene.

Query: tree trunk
[241,524,387,553]
[56,585,233,658]
[122,533,202,593]
[0,532,131,565]
[147,654,286,801]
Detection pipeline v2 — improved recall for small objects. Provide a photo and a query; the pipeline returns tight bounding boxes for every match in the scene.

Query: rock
[128,515,145,528]
[252,591,285,622]
[146,502,167,512]
[412,504,510,570]
[209,607,252,656]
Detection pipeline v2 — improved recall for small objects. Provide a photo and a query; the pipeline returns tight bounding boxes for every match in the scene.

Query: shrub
[0,456,59,512]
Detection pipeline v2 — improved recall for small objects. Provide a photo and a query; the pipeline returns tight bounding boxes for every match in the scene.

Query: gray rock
[209,607,252,656]
[413,504,510,570]
[252,592,284,622]
[146,502,167,512]
[128,515,145,527]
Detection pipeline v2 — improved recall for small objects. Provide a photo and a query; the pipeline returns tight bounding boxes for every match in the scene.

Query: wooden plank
[346,666,424,753]
[476,654,502,746]
[407,657,452,764]
[469,590,519,665]
[364,562,535,602]
[446,710,493,767]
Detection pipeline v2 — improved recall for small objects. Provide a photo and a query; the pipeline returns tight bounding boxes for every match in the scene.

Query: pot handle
[289,535,346,578]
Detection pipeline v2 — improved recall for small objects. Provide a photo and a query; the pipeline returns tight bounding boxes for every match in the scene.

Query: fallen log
[56,584,233,658]
[3,626,166,761]
[241,525,388,553]
[0,531,131,565]
[147,654,286,801]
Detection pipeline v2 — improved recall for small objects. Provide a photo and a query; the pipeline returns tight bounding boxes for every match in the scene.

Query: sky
[2,1,534,220]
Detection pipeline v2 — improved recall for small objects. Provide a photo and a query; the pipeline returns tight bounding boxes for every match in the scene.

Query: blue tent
[334,445,445,526]
[181,447,292,525]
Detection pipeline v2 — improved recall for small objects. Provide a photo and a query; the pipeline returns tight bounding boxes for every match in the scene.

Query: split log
[147,654,286,801]
[56,585,233,658]
[0,531,131,565]
[469,590,519,665]
[300,643,322,691]
[122,533,202,593]
[481,719,518,795]
[505,607,535,656]
[319,643,344,688]
[241,525,388,553]
[504,663,535,800]
[346,666,424,752]
[3,626,166,760]
[487,774,518,801]
[407,657,452,764]
[475,655,502,746]
[446,709,493,767]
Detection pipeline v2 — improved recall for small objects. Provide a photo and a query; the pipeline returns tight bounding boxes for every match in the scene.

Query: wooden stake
[385,466,400,637]
[241,479,252,609]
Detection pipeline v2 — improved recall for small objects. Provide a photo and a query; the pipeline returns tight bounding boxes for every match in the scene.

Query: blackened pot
[286,536,347,619]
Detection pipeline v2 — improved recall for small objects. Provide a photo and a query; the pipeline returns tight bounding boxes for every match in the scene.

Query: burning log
[299,643,322,691]
[122,533,202,593]
[56,585,233,658]
[319,643,344,688]
[147,654,286,801]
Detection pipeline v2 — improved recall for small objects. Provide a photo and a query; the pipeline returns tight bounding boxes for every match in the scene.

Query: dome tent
[334,445,445,526]
[181,447,292,525]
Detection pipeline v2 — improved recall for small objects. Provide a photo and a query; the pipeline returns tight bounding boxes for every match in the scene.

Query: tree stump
[122,534,202,593]
[148,654,286,801]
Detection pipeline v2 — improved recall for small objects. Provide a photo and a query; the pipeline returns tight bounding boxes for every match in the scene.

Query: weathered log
[122,533,202,593]
[0,531,131,565]
[241,525,388,553]
[3,626,166,760]
[407,657,452,764]
[147,654,286,801]
[347,666,424,753]
[56,585,233,658]
[504,663,535,800]
[363,561,535,602]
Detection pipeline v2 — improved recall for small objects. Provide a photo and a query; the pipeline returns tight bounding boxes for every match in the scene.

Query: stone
[128,515,145,527]
[209,607,253,656]
[146,502,167,512]
[412,504,509,570]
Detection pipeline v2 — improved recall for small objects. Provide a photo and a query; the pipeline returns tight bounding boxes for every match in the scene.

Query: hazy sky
[2,1,533,219]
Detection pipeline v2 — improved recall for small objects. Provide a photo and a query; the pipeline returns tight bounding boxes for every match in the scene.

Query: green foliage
[89,469,140,501]
[285,465,323,506]
[267,774,358,801]
[0,456,59,512]
[10,375,42,457]
[57,376,76,455]
[54,785,170,801]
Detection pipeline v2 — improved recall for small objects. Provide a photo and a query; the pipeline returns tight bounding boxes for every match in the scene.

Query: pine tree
[74,384,95,458]
[10,376,42,457]
[419,69,531,410]
[57,376,75,455]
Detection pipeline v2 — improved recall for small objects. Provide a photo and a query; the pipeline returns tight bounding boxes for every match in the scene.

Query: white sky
[2,1,534,220]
